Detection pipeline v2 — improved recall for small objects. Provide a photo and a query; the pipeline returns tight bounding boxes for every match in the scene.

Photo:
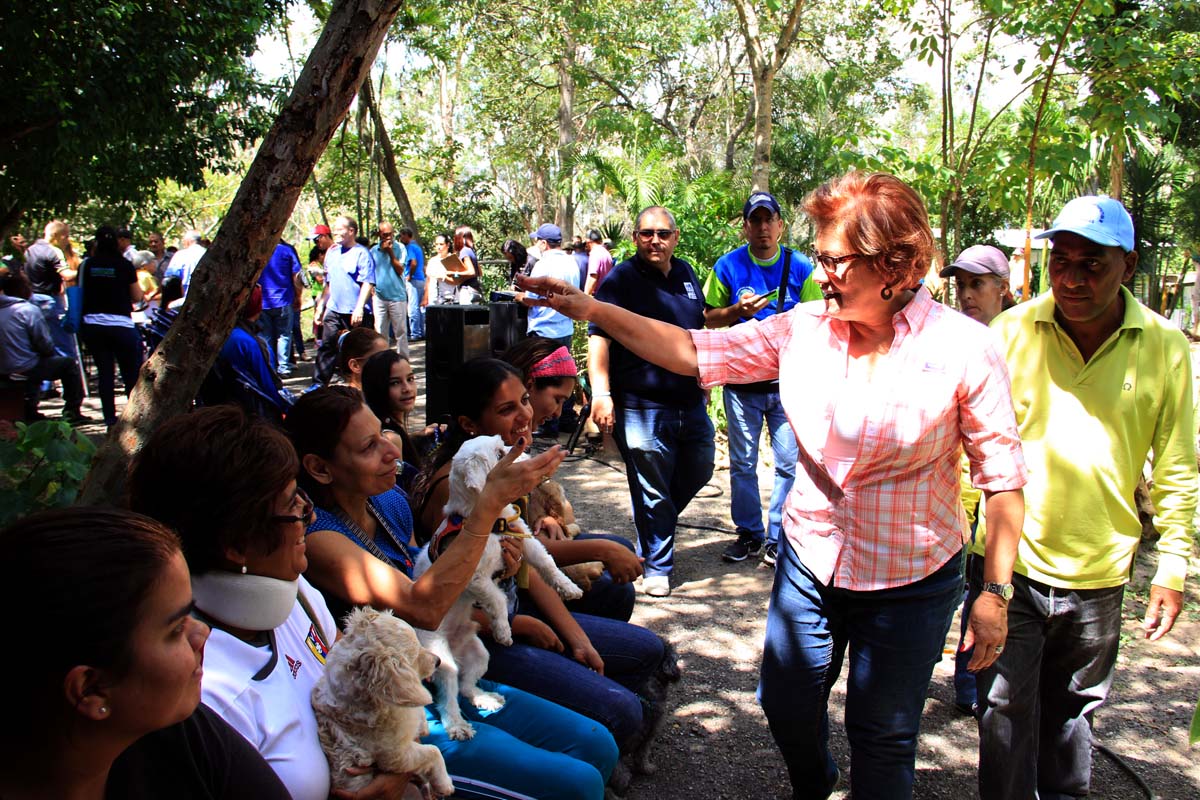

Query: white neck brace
[192,572,299,632]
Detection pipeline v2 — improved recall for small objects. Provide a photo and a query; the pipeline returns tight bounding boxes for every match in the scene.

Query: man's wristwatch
[982,582,1014,603]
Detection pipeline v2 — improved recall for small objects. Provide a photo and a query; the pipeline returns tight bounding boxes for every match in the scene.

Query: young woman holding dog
[499,336,644,622]
[286,388,620,800]
[0,507,291,800]
[408,359,673,763]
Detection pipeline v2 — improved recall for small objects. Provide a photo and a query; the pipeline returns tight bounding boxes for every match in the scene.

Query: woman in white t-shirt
[129,405,411,800]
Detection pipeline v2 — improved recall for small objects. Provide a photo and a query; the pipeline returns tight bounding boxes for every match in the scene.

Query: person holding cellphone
[702,192,822,567]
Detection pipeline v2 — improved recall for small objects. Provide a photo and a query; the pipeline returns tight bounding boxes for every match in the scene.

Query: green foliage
[0,421,97,527]
[1,0,286,223]
[706,385,727,435]
[420,176,530,259]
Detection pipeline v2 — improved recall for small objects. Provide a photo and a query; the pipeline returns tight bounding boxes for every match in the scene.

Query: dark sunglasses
[635,228,676,241]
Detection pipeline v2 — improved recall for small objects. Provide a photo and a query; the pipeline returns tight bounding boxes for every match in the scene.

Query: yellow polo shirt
[972,287,1196,591]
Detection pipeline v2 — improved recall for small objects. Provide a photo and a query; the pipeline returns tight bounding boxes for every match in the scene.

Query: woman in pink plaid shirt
[519,172,1027,799]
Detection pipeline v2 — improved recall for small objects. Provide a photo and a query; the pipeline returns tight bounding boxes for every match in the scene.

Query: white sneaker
[643,575,671,597]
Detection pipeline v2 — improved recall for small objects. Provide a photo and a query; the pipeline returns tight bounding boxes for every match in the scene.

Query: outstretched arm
[517,274,699,377]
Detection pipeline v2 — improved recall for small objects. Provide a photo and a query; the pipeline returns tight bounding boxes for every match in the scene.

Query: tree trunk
[557,34,577,236]
[749,65,774,192]
[1109,134,1124,201]
[80,0,406,505]
[361,80,422,243]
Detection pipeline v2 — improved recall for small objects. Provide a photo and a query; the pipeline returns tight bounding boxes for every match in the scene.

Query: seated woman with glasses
[130,404,615,800]
[517,177,1027,800]
[0,507,291,800]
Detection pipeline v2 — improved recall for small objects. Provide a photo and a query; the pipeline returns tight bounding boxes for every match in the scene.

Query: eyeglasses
[813,252,865,279]
[270,487,314,526]
[635,228,676,241]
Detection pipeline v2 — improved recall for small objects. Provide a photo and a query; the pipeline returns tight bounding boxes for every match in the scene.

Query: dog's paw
[471,691,506,711]
[492,622,513,646]
[558,582,584,601]
[431,776,455,798]
[446,720,476,740]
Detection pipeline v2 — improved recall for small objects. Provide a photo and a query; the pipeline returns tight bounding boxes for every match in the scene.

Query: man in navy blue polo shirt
[704,191,820,567]
[588,206,715,597]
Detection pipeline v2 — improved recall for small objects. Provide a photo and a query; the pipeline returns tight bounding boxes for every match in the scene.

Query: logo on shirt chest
[285,653,303,680]
[684,282,698,300]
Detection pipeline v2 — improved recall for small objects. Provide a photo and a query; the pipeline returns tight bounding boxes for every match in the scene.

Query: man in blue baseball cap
[702,191,821,567]
[518,223,579,350]
[969,195,1196,798]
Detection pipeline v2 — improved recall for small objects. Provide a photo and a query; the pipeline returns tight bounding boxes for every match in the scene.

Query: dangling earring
[241,565,247,575]
[880,286,893,301]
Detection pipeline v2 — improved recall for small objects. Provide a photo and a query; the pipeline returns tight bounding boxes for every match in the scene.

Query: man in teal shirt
[702,192,821,566]
[371,221,408,357]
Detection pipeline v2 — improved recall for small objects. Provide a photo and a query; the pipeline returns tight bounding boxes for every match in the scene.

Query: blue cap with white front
[742,191,781,219]
[1036,196,1135,252]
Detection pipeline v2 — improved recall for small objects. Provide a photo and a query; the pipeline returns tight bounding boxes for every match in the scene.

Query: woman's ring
[994,645,1004,654]
[539,474,551,485]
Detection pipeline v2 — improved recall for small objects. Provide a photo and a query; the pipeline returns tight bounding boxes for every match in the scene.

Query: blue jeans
[724,386,797,547]
[484,611,664,748]
[612,401,715,577]
[562,533,637,622]
[760,542,962,800]
[425,679,617,800]
[408,279,426,338]
[79,323,143,426]
[31,293,78,360]
[970,560,1124,800]
[259,305,294,375]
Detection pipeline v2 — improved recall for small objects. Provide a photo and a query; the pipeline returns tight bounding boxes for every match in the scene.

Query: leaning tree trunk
[361,79,422,243]
[80,0,405,505]
[749,65,774,193]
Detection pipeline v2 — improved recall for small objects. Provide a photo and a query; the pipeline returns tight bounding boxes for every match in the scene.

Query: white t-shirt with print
[200,576,336,800]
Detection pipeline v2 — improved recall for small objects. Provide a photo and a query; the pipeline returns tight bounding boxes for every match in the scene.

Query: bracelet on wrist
[462,526,491,539]
[592,391,611,398]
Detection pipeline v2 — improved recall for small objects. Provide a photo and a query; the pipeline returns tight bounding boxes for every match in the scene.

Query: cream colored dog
[311,607,453,797]
[413,434,583,740]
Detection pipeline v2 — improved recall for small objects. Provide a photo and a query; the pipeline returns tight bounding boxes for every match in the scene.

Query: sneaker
[722,532,762,563]
[643,575,671,597]
[762,542,778,567]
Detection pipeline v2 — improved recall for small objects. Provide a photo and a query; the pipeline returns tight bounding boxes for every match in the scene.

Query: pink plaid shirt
[692,287,1026,590]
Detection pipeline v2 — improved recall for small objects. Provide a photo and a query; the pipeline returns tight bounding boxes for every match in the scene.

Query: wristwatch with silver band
[982,582,1014,602]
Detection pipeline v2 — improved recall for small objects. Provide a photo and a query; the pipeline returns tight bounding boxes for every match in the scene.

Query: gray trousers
[969,558,1124,800]
[374,298,409,357]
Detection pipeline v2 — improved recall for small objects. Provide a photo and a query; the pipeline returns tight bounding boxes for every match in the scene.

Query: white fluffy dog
[311,607,453,797]
[413,434,583,740]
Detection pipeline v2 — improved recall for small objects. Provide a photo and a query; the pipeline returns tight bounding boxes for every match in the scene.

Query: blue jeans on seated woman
[759,542,962,800]
[484,611,664,749]
[561,532,637,622]
[425,679,617,800]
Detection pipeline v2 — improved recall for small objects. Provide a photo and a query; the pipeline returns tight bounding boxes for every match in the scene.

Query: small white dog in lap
[413,434,583,740]
[311,607,453,797]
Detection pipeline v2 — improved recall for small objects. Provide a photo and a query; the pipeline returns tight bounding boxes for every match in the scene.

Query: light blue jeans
[259,305,294,375]
[407,279,426,338]
[724,386,797,547]
[612,401,715,577]
[425,680,617,800]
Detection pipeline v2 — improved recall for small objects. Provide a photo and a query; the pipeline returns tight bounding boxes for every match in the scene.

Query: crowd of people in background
[0,172,1194,800]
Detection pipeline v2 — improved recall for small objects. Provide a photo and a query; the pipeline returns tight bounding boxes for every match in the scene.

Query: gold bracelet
[461,526,491,539]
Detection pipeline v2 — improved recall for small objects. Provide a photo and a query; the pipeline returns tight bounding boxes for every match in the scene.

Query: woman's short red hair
[803,172,935,290]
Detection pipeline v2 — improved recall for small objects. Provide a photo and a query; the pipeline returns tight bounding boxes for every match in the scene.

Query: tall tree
[730,0,807,192]
[81,0,406,504]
